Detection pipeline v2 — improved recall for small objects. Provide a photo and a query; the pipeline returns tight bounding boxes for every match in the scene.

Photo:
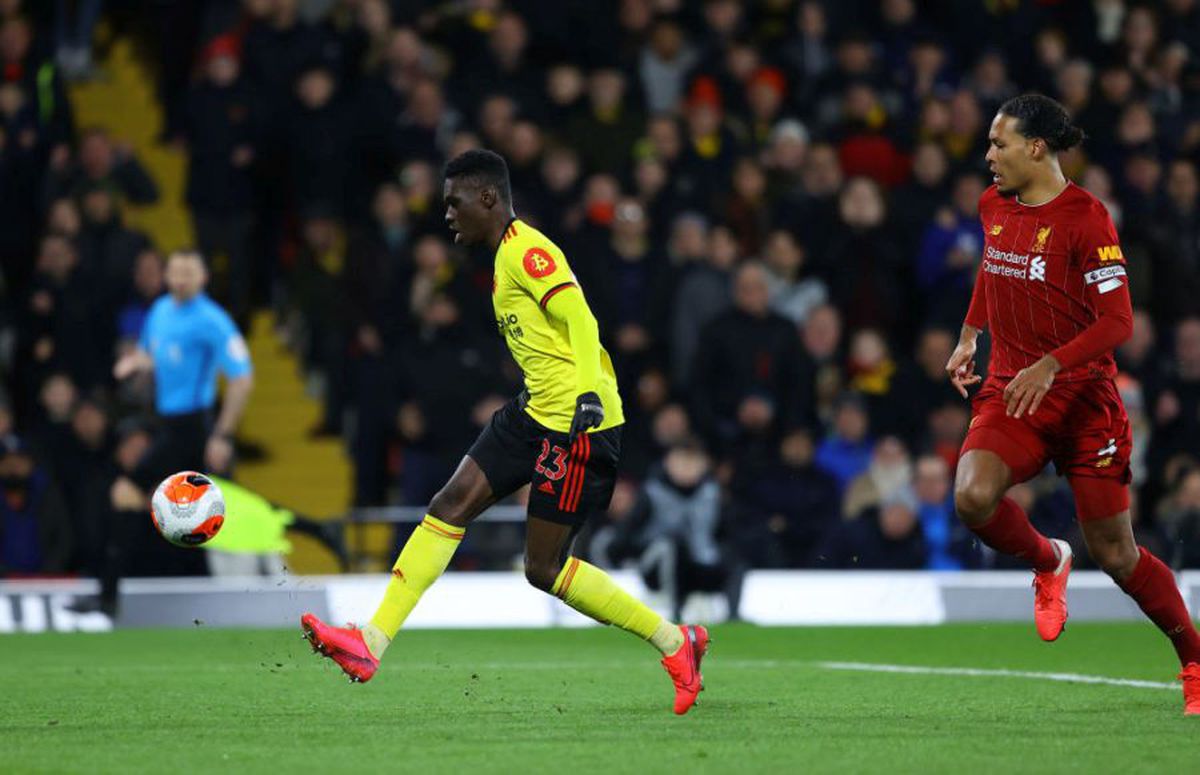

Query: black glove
[568,391,604,446]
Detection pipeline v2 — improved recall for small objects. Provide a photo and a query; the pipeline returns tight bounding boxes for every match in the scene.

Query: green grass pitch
[4,622,1198,773]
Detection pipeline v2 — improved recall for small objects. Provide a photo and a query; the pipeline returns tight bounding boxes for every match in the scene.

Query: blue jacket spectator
[815,394,873,493]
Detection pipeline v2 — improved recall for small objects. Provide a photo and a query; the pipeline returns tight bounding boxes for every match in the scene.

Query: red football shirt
[965,182,1133,382]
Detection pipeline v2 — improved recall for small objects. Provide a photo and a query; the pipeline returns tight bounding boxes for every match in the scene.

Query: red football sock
[969,497,1059,572]
[1119,547,1200,667]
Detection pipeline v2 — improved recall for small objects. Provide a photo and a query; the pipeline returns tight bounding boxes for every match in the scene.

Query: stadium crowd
[6,0,1200,597]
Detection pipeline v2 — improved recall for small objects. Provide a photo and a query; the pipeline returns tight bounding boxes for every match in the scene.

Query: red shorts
[960,377,1132,521]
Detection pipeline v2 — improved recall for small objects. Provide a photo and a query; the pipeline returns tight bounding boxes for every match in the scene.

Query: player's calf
[1084,537,1140,582]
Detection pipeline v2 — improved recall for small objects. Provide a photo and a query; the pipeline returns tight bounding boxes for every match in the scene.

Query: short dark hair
[999,93,1086,152]
[443,149,511,202]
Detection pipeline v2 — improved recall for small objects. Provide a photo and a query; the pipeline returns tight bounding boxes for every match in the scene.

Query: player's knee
[954,480,1001,526]
[524,559,562,593]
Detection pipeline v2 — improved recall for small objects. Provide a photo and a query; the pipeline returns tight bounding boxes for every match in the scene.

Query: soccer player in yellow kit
[302,150,709,715]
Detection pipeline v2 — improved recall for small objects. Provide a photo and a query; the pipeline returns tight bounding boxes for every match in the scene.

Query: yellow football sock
[366,514,464,657]
[551,557,682,655]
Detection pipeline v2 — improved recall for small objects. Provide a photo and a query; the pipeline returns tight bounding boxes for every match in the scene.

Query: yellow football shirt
[492,218,624,433]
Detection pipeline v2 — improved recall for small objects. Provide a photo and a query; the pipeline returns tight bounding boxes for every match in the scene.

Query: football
[150,471,226,547]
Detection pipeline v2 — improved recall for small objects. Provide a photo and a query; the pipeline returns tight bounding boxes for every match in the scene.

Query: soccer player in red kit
[946,94,1200,715]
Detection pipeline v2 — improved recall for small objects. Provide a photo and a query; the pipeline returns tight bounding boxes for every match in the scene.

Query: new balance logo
[1098,438,1117,457]
[1029,256,1046,282]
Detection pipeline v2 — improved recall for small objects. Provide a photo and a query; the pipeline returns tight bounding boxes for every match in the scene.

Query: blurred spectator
[815,393,873,493]
[1147,318,1200,479]
[0,433,70,574]
[593,437,742,621]
[966,49,1017,118]
[801,303,844,419]
[241,0,337,124]
[1149,159,1200,323]
[1158,466,1200,568]
[732,426,839,568]
[543,62,584,127]
[284,63,351,216]
[392,293,509,509]
[528,144,581,234]
[290,207,350,435]
[779,2,833,106]
[668,215,731,385]
[820,176,910,339]
[1117,309,1159,384]
[115,248,164,350]
[845,328,923,444]
[674,77,741,212]
[28,371,76,480]
[60,392,111,574]
[834,82,908,188]
[0,14,73,145]
[913,453,981,570]
[691,261,810,457]
[76,183,150,315]
[761,228,827,326]
[53,0,102,79]
[912,328,964,422]
[916,173,986,329]
[0,79,46,290]
[723,157,771,256]
[639,16,697,114]
[179,33,259,323]
[812,487,928,569]
[579,198,671,386]
[21,234,104,393]
[761,118,809,203]
[744,67,789,150]
[844,434,914,520]
[47,127,158,205]
[892,141,951,257]
[566,68,642,176]
[926,400,971,474]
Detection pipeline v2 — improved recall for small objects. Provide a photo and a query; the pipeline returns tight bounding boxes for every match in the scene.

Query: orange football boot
[300,612,379,683]
[1033,539,1073,642]
[1180,663,1200,716]
[660,625,710,715]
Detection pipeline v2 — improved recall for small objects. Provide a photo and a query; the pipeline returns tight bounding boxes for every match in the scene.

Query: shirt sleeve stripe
[539,281,576,308]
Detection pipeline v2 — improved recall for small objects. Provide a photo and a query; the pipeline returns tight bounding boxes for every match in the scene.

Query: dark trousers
[130,410,211,490]
[194,210,254,325]
[103,410,213,606]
